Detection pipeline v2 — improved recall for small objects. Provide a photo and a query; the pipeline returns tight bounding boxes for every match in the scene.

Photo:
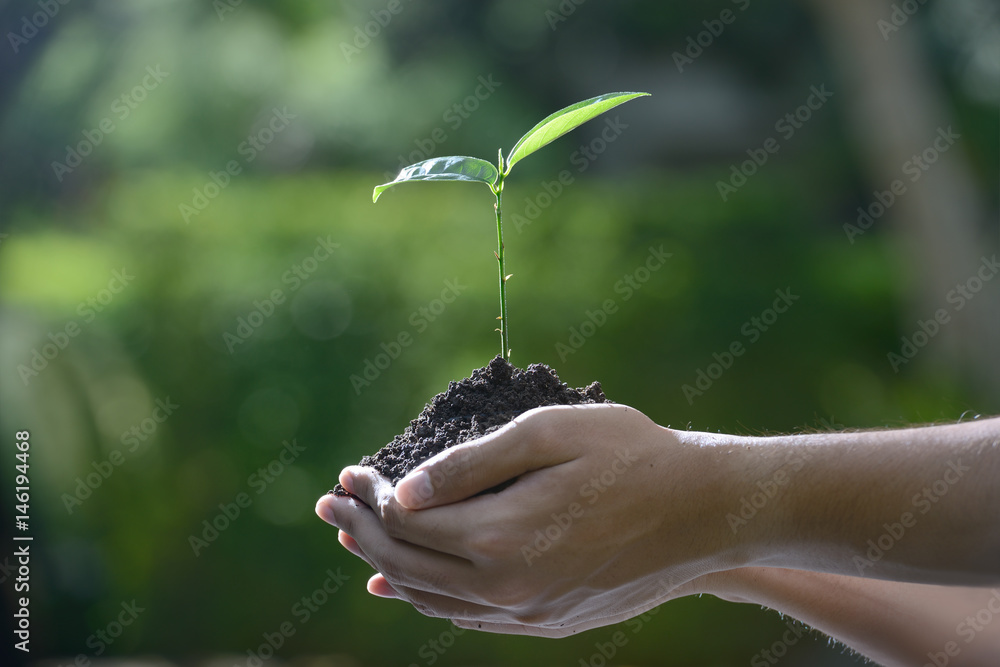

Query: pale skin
[315,404,1000,665]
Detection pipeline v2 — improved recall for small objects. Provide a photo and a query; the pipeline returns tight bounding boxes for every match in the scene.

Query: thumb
[394,407,574,509]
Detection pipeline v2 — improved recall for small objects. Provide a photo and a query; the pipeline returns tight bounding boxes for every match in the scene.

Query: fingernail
[368,586,397,599]
[368,574,399,599]
[395,469,431,509]
[339,469,356,495]
[315,497,337,526]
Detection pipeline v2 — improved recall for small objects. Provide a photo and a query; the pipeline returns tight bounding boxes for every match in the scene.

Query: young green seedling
[373,91,650,361]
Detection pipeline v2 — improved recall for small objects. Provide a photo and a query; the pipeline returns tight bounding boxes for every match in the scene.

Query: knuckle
[464,526,512,559]
[350,469,371,494]
[331,503,360,533]
[377,556,405,586]
[419,567,453,594]
[432,457,461,492]
[407,596,439,618]
[346,466,375,502]
[377,498,407,538]
[517,410,558,448]
[454,448,476,478]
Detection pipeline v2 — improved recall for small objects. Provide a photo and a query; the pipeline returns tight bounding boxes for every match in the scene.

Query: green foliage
[372,92,650,360]
[505,92,650,173]
[372,156,499,202]
[372,92,650,198]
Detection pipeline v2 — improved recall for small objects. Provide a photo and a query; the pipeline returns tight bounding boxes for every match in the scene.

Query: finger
[368,574,539,625]
[318,493,483,599]
[374,573,673,635]
[315,494,341,526]
[338,530,372,565]
[344,464,525,558]
[445,574,684,637]
[451,600,669,638]
[394,404,587,509]
[453,615,620,637]
[343,466,474,554]
[450,619,563,637]
[339,465,394,515]
[367,573,399,598]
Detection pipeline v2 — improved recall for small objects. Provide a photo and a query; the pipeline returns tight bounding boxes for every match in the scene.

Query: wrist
[669,427,806,572]
[665,428,775,572]
[688,566,772,604]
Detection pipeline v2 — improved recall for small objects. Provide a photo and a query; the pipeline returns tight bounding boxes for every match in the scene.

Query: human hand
[315,403,748,636]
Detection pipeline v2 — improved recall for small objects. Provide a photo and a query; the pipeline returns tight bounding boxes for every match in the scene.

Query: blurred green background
[1,0,997,665]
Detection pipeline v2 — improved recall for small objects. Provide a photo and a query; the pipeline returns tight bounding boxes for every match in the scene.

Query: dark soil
[331,355,609,495]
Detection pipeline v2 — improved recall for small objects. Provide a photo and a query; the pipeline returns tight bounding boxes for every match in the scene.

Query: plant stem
[494,175,509,361]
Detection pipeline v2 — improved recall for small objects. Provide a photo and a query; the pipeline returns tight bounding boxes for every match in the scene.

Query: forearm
[714,568,1000,666]
[684,417,1000,584]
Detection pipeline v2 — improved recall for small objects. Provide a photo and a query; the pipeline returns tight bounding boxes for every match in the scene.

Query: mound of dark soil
[331,355,609,495]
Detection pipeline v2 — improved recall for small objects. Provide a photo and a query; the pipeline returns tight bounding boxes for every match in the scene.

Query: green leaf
[505,92,650,174]
[373,156,499,202]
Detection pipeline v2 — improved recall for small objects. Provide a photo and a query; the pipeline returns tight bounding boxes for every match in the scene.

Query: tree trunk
[805,0,1000,398]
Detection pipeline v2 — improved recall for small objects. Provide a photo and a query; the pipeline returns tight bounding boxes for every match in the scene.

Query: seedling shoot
[373,91,650,361]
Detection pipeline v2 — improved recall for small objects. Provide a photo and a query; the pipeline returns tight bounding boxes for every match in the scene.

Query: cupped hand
[315,403,746,636]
